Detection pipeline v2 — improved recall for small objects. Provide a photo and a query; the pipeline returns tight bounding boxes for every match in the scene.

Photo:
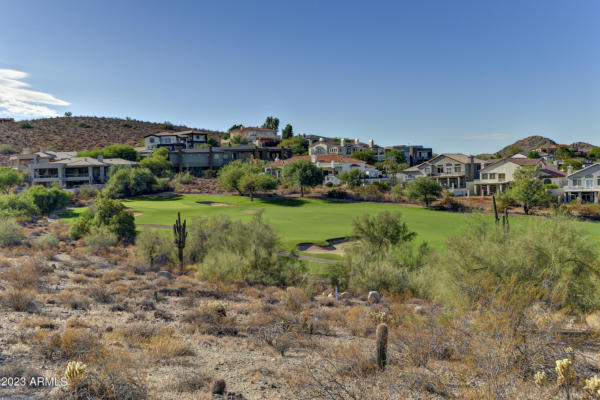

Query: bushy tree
[526,150,540,158]
[93,196,136,243]
[337,169,362,188]
[0,193,39,219]
[139,147,172,177]
[282,159,324,197]
[588,147,600,160]
[136,228,174,266]
[238,173,277,201]
[261,116,280,130]
[0,167,21,194]
[77,144,139,161]
[104,167,157,198]
[555,146,574,160]
[26,185,69,215]
[385,149,406,164]
[350,149,376,164]
[352,211,416,249]
[230,135,249,145]
[281,124,293,139]
[560,158,584,172]
[0,216,26,247]
[406,177,442,207]
[217,160,262,195]
[506,165,544,214]
[69,210,93,240]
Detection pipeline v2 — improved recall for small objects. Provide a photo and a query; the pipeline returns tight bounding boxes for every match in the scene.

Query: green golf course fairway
[114,194,600,252]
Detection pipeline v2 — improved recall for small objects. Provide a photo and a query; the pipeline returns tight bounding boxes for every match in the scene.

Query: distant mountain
[0,116,224,153]
[571,141,597,152]
[496,136,556,157]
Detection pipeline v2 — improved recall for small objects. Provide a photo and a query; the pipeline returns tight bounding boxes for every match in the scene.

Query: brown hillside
[0,116,224,153]
[571,141,597,151]
[496,135,556,157]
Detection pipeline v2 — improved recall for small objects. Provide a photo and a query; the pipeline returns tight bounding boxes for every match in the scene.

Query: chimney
[354,138,359,145]
[311,154,317,163]
[368,139,374,148]
[97,155,103,162]
[340,138,345,147]
[567,165,574,175]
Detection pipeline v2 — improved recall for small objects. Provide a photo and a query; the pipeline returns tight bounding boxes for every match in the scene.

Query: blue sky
[0,0,598,153]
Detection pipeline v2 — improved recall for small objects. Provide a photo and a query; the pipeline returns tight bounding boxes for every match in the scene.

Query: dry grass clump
[182,302,238,336]
[33,327,100,360]
[116,322,161,348]
[0,261,45,289]
[1,287,38,312]
[87,284,114,303]
[56,289,91,310]
[18,315,57,330]
[281,287,308,312]
[145,328,194,360]
[168,369,213,393]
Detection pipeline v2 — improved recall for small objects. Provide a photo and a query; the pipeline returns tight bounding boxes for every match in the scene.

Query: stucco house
[144,130,212,151]
[398,154,486,196]
[563,163,600,203]
[308,138,386,162]
[384,145,433,166]
[228,126,280,146]
[27,155,137,188]
[10,150,77,172]
[473,158,566,196]
[265,154,383,184]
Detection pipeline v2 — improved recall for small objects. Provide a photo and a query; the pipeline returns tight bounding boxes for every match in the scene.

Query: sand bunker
[296,239,355,256]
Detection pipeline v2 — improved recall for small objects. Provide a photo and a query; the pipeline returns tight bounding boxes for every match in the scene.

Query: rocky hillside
[496,136,556,157]
[0,116,224,153]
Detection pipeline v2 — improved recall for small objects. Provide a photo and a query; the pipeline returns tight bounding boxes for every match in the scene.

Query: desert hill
[0,116,225,153]
[496,136,556,157]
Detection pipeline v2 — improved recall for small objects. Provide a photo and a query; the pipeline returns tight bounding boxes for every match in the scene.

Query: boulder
[157,270,173,279]
[368,291,381,303]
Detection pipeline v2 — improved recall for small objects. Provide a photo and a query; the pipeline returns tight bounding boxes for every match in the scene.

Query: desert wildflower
[534,371,546,387]
[556,358,576,386]
[585,375,600,394]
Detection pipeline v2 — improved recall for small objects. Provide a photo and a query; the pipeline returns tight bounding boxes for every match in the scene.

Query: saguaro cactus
[492,195,499,225]
[376,323,389,370]
[504,207,510,232]
[173,212,187,273]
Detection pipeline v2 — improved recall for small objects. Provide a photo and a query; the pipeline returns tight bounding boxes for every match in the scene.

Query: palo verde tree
[0,168,22,194]
[282,159,323,197]
[405,177,442,207]
[217,159,263,195]
[504,165,546,215]
[238,173,278,201]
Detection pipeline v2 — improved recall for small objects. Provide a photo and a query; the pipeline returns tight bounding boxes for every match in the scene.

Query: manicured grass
[118,194,600,252]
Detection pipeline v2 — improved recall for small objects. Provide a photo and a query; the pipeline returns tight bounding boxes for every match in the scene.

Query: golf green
[117,194,600,251]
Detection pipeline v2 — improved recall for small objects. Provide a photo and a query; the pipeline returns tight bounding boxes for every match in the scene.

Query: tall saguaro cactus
[173,212,187,273]
[376,323,389,370]
[492,195,499,225]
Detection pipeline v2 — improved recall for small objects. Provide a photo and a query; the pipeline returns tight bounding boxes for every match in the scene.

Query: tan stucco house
[563,163,600,203]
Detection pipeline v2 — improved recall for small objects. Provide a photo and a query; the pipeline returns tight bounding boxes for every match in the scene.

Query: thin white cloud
[460,133,513,140]
[0,69,69,117]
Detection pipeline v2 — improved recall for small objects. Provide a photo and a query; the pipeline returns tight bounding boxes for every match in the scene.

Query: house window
[149,137,155,143]
[498,173,505,181]
[489,173,496,179]
[573,178,581,186]
[597,177,600,186]
[424,167,430,174]
[586,179,593,188]
[454,164,461,173]
[437,165,444,174]
[482,173,488,179]
[446,165,452,174]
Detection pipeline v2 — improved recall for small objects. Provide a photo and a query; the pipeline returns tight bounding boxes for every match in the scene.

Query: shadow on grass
[254,197,307,207]
[124,194,184,202]
[58,209,81,218]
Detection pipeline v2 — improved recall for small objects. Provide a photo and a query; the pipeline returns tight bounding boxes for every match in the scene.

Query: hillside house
[473,158,566,196]
[27,155,137,188]
[144,130,210,151]
[228,126,280,146]
[265,154,383,184]
[384,145,433,166]
[308,137,386,162]
[10,150,77,172]
[398,154,486,196]
[563,163,600,203]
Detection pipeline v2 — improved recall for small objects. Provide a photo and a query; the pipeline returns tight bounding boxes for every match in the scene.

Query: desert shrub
[92,196,136,243]
[135,228,174,266]
[57,290,91,310]
[33,233,59,249]
[34,327,99,360]
[0,193,39,219]
[26,185,69,214]
[103,167,157,199]
[355,183,385,201]
[325,181,334,187]
[406,177,442,207]
[19,122,33,129]
[190,213,304,285]
[1,287,38,312]
[390,184,405,202]
[152,177,172,193]
[0,144,17,154]
[351,211,416,249]
[77,144,139,161]
[87,285,113,303]
[326,189,348,199]
[84,226,118,253]
[182,302,238,336]
[139,147,172,177]
[438,191,464,211]
[168,369,212,393]
[145,329,194,360]
[69,210,93,240]
[418,216,600,312]
[173,171,195,185]
[0,216,26,246]
[0,167,21,194]
[576,204,600,221]
[77,184,98,199]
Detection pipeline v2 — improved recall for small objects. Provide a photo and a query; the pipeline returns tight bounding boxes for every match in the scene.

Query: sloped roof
[428,153,485,165]
[144,130,213,138]
[266,154,368,167]
[567,163,600,178]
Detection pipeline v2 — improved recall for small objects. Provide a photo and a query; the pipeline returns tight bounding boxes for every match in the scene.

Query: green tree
[0,168,21,194]
[228,124,242,132]
[26,185,69,215]
[352,211,416,250]
[337,168,362,188]
[279,136,309,155]
[507,146,523,157]
[93,196,136,243]
[77,144,139,161]
[238,173,278,201]
[139,147,172,177]
[136,228,173,266]
[560,158,584,172]
[261,116,280,130]
[406,177,442,207]
[217,160,261,195]
[350,149,376,164]
[103,167,157,198]
[207,138,219,146]
[588,147,600,160]
[282,159,324,197]
[506,165,544,215]
[230,135,249,145]
[526,150,540,158]
[555,146,574,160]
[281,124,293,139]
[385,149,406,164]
